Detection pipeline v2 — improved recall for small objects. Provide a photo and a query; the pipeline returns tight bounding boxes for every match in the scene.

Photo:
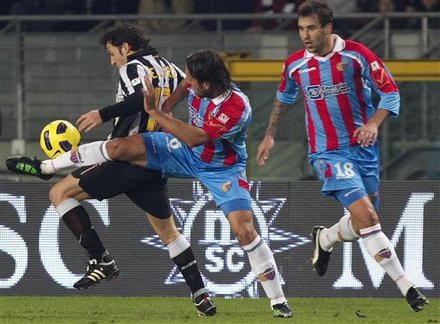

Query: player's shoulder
[285,49,307,65]
[343,39,374,56]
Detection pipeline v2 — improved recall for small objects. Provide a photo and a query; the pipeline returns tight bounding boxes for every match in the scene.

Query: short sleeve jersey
[186,83,252,168]
[277,34,400,153]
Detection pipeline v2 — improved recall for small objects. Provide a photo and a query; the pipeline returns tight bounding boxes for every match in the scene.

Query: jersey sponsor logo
[306,82,349,100]
[371,68,391,89]
[142,181,310,297]
[131,77,141,86]
[189,105,204,127]
[298,66,317,74]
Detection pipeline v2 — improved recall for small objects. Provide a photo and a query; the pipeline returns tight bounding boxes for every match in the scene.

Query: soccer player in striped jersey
[256,0,428,312]
[30,22,215,316]
[6,49,293,318]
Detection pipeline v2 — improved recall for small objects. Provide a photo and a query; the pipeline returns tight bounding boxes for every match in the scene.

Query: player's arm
[354,48,400,147]
[256,98,289,167]
[353,109,390,147]
[161,78,189,114]
[143,76,210,147]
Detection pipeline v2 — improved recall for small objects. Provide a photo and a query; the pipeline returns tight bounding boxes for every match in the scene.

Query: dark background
[1,180,438,298]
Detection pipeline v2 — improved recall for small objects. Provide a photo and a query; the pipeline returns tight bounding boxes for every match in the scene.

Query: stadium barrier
[1,180,438,298]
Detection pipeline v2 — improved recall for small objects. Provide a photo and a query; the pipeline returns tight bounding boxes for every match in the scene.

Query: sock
[360,224,414,296]
[41,141,111,174]
[319,210,360,251]
[243,236,286,307]
[57,198,107,262]
[168,235,205,294]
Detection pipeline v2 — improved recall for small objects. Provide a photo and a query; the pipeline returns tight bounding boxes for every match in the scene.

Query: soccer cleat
[406,287,429,312]
[272,302,293,318]
[5,156,53,180]
[193,293,216,316]
[73,258,120,289]
[311,226,332,276]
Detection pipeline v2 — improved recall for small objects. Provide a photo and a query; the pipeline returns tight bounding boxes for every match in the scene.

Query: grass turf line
[0,296,438,323]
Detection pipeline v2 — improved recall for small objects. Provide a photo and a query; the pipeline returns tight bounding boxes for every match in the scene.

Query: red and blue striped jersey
[186,83,252,168]
[277,34,400,153]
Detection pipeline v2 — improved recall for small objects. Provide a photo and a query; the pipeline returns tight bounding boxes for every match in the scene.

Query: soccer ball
[39,120,81,159]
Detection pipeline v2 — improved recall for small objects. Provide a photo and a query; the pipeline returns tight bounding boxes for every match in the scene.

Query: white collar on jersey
[211,88,233,105]
[304,34,345,61]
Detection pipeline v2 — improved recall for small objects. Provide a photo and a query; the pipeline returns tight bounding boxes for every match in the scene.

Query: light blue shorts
[142,132,252,215]
[309,144,380,208]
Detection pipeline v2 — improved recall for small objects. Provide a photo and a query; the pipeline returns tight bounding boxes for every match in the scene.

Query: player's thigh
[311,151,366,195]
[197,167,251,211]
[125,171,172,219]
[49,174,90,206]
[107,135,147,167]
[72,162,153,201]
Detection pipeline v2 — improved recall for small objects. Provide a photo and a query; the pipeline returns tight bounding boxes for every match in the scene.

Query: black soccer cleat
[406,287,429,312]
[272,302,293,318]
[5,156,53,180]
[311,226,332,276]
[193,292,216,316]
[73,258,120,289]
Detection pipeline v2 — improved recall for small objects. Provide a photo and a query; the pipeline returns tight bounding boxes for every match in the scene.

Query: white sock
[361,224,414,296]
[243,236,286,307]
[167,235,190,259]
[40,141,111,174]
[320,210,360,251]
[55,198,80,218]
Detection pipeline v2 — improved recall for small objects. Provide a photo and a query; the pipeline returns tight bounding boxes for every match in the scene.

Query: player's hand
[353,123,378,147]
[142,76,157,115]
[256,136,275,167]
[76,110,103,132]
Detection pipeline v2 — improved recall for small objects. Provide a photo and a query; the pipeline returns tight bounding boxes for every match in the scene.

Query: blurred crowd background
[1,0,439,32]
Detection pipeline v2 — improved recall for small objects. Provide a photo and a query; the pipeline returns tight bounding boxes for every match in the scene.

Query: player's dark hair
[298,1,333,27]
[99,21,151,51]
[186,49,231,94]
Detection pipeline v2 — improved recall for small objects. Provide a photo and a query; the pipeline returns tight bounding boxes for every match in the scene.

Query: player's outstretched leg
[192,289,216,316]
[406,287,429,312]
[73,257,120,289]
[311,226,333,276]
[5,156,53,180]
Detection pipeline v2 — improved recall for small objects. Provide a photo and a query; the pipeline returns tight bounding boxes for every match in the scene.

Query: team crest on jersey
[141,181,310,297]
[336,61,348,72]
[221,180,232,192]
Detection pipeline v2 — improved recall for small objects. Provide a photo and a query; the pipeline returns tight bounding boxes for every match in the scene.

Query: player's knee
[232,225,258,246]
[48,182,65,205]
[357,206,379,228]
[105,138,126,160]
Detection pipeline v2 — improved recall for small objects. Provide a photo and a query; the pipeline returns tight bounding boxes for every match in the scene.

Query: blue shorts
[309,144,380,208]
[142,132,252,215]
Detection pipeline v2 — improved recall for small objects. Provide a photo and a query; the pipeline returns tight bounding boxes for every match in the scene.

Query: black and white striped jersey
[108,48,185,138]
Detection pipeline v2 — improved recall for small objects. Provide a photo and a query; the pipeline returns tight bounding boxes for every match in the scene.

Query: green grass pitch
[0,296,438,323]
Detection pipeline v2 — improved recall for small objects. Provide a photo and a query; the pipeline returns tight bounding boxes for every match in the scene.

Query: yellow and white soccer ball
[39,120,81,159]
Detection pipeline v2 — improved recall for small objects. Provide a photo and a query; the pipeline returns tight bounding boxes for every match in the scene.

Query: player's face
[298,14,333,56]
[185,67,210,98]
[106,42,129,69]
